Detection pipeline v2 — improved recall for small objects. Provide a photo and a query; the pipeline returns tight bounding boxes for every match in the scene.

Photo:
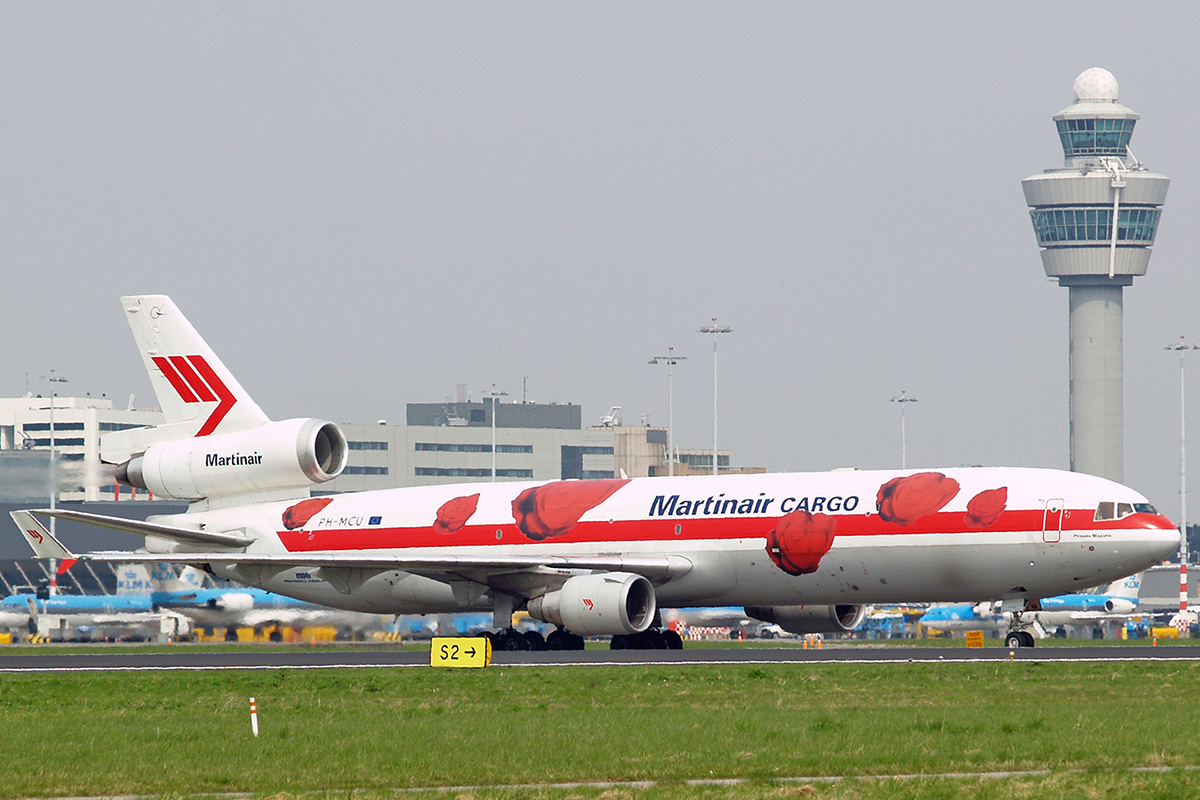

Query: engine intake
[744,604,866,635]
[116,418,347,500]
[527,572,656,636]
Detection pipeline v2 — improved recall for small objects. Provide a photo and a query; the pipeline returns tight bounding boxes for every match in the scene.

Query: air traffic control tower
[1023,68,1169,483]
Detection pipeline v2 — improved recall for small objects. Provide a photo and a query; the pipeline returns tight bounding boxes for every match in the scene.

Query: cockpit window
[1095,501,1157,521]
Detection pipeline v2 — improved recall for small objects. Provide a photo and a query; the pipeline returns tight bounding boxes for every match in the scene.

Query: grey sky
[4,4,1199,517]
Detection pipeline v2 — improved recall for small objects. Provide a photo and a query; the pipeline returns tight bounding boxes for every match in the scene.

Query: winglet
[10,511,76,560]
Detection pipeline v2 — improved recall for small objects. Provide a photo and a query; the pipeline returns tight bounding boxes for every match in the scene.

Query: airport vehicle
[10,296,1181,649]
[920,574,1143,644]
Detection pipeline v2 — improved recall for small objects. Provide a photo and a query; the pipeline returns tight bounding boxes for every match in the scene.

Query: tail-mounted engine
[115,418,347,500]
[744,604,866,635]
[527,572,657,636]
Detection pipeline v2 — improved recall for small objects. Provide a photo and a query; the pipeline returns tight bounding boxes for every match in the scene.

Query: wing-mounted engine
[744,604,866,635]
[114,418,347,500]
[527,572,657,636]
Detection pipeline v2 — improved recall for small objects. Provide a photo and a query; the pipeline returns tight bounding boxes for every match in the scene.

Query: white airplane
[10,295,1180,650]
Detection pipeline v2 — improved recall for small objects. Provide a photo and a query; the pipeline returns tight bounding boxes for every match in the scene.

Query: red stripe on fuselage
[275,509,1172,553]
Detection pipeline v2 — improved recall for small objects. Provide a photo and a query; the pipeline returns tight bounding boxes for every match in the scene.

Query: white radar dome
[1074,68,1119,102]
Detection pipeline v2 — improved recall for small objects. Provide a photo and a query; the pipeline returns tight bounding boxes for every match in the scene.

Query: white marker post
[249,697,259,737]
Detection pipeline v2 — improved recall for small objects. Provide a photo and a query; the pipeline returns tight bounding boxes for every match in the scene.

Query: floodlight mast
[890,391,917,470]
[698,320,732,476]
[648,348,686,477]
[1165,337,1199,613]
[488,385,508,482]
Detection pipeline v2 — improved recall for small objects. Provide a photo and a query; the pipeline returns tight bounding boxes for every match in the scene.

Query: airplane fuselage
[146,466,1178,616]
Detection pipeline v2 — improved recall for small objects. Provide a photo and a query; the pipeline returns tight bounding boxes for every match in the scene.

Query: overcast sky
[4,4,1200,516]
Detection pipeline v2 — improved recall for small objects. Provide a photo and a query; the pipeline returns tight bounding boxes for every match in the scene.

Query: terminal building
[322,401,759,495]
[0,395,758,503]
[0,395,164,502]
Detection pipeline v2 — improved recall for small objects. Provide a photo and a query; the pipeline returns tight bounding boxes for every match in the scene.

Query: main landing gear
[611,629,684,650]
[481,627,684,651]
[483,627,586,651]
[1004,599,1043,648]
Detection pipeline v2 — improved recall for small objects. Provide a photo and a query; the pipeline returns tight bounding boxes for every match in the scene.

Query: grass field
[3,655,1200,799]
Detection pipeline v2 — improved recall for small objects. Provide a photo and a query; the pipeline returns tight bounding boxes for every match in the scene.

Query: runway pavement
[3,643,1200,672]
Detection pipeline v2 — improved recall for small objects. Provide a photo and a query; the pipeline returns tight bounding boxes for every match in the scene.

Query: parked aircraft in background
[0,582,190,641]
[10,296,1181,649]
[146,564,386,638]
[919,574,1143,645]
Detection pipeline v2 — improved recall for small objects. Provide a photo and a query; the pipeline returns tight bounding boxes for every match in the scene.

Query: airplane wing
[12,510,693,594]
[21,509,254,548]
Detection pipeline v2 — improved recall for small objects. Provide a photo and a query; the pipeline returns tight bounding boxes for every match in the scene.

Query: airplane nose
[1149,521,1182,562]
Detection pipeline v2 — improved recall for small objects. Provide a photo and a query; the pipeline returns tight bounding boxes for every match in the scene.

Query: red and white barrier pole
[1182,563,1189,614]
[249,697,259,737]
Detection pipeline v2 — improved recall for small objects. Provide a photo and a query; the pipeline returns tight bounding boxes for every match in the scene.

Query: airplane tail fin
[1100,573,1141,601]
[120,295,268,436]
[148,563,208,594]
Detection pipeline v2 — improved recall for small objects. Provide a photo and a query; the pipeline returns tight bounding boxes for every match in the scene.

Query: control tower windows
[1030,207,1160,245]
[1055,118,1135,156]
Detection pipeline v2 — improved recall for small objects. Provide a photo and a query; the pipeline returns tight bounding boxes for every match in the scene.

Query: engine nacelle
[744,604,866,635]
[1104,598,1136,614]
[208,593,255,613]
[116,418,347,500]
[527,572,657,636]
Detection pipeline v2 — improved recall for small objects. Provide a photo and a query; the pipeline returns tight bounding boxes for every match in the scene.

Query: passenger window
[1094,502,1115,521]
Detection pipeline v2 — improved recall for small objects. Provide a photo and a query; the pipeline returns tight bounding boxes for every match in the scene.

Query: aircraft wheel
[224,628,238,642]
[570,633,586,650]
[664,629,684,650]
[610,634,628,650]
[547,629,569,650]
[496,629,528,651]
[522,630,546,651]
[641,630,668,649]
[1020,631,1036,648]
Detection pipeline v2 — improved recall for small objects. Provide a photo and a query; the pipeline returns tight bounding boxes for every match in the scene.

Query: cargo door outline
[1042,498,1064,543]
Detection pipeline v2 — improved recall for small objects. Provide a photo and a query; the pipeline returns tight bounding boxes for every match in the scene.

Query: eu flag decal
[369,516,382,526]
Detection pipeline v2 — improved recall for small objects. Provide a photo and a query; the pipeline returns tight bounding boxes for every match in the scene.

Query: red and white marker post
[250,697,259,737]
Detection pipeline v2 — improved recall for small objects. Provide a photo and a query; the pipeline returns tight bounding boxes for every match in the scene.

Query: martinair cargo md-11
[11,296,1180,650]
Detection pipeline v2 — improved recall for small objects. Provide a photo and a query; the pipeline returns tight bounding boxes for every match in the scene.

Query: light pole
[699,319,733,476]
[1166,338,1199,615]
[44,370,67,593]
[890,391,917,470]
[649,348,686,477]
[488,385,508,482]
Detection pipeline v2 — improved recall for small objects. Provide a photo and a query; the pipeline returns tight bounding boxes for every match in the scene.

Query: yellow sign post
[430,636,492,668]
[964,630,985,648]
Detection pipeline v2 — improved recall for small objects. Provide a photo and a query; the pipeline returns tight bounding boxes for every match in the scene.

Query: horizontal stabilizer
[23,509,255,549]
[10,511,75,559]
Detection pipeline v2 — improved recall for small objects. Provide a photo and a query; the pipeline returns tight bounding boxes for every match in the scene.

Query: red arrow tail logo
[583,598,594,611]
[151,355,237,436]
[27,529,43,545]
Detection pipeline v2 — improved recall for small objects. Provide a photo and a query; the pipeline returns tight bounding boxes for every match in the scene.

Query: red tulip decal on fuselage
[965,487,1008,528]
[281,497,334,530]
[765,510,837,576]
[433,493,480,534]
[876,472,960,525]
[512,479,630,541]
